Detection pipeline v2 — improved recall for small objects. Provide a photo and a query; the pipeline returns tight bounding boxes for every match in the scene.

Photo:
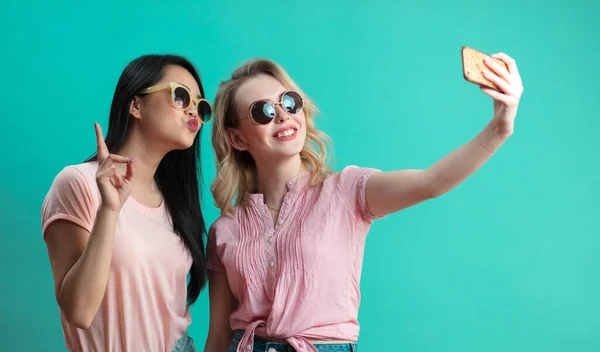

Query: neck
[115,128,167,190]
[254,154,303,210]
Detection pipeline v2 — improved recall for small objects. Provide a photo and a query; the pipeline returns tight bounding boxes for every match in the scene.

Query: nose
[185,102,198,118]
[274,104,289,123]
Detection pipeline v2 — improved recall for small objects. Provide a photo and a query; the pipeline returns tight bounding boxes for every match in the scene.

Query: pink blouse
[206,166,384,352]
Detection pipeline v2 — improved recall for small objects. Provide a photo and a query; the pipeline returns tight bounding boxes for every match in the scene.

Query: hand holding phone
[461,46,508,90]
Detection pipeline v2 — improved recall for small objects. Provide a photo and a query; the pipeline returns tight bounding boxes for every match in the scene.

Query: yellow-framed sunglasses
[137,82,213,124]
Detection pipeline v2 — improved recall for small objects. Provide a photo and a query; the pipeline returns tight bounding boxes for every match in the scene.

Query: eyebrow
[176,81,202,99]
[253,90,286,103]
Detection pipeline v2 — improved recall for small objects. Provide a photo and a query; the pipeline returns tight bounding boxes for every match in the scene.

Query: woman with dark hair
[41,54,213,352]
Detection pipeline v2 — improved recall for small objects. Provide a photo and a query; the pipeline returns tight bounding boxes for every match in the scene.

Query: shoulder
[48,162,99,195]
[208,211,239,236]
[324,165,382,188]
[41,161,101,235]
[207,212,241,251]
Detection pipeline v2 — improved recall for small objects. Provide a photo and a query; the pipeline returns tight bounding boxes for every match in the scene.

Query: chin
[274,145,304,159]
[172,137,196,151]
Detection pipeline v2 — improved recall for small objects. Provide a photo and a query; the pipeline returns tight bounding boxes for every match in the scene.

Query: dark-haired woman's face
[136,65,203,150]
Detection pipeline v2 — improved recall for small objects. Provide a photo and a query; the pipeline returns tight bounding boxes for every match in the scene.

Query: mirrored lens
[251,101,276,124]
[281,91,303,114]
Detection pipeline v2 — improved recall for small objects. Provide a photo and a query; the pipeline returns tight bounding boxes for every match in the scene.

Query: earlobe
[129,97,142,119]
[227,129,248,151]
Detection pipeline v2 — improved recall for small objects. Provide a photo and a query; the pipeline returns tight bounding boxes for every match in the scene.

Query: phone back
[461,46,508,89]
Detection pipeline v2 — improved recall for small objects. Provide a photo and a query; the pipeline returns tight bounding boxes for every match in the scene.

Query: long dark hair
[86,54,207,305]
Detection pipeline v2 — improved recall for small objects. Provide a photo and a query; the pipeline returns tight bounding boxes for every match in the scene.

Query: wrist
[478,121,511,153]
[492,119,514,138]
[98,204,121,217]
[90,204,120,238]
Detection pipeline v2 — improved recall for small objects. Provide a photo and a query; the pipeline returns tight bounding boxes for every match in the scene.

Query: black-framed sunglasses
[246,90,304,125]
[137,82,213,124]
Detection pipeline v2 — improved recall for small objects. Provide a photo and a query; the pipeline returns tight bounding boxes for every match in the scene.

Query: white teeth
[276,129,295,138]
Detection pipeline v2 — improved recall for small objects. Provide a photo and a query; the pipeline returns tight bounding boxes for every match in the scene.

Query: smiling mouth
[273,128,296,138]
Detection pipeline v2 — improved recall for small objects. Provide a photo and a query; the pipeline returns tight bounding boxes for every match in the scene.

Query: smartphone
[461,46,507,89]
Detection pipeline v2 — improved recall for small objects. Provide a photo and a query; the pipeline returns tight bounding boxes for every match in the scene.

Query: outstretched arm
[365,53,524,217]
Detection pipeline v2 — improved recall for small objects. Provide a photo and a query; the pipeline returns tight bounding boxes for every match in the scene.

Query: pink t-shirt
[206,166,384,352]
[41,162,193,352]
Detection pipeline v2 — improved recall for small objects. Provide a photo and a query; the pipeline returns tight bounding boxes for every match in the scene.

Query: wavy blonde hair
[210,58,334,214]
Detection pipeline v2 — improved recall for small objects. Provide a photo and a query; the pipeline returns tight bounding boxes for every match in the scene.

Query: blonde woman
[204,55,523,352]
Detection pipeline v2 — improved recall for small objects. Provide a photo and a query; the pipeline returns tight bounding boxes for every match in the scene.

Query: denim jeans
[228,330,358,352]
[171,331,196,352]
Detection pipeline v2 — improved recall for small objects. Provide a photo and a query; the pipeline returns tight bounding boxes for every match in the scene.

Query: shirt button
[269,261,275,268]
[246,344,252,350]
[277,219,283,225]
[267,238,273,244]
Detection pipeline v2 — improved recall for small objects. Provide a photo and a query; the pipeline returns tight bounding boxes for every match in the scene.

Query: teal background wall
[1,0,598,351]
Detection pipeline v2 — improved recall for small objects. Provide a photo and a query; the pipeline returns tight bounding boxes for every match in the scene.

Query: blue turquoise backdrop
[1,1,598,351]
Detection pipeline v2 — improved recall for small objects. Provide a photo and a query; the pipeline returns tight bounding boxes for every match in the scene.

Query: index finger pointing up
[94,122,109,161]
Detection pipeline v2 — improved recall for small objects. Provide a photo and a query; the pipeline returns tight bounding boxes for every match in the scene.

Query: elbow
[57,297,96,329]
[422,181,443,199]
[428,187,446,199]
[424,173,450,199]
[64,311,94,330]
[72,318,93,330]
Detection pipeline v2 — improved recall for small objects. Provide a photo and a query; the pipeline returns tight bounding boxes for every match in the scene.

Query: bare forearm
[366,51,522,216]
[204,332,233,352]
[426,121,511,197]
[205,271,237,352]
[59,205,118,327]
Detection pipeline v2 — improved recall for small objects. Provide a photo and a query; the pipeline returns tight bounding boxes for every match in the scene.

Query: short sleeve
[337,165,385,222]
[41,166,97,239]
[206,223,226,273]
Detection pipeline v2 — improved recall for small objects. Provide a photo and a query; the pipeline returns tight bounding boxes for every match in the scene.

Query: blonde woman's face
[227,74,306,163]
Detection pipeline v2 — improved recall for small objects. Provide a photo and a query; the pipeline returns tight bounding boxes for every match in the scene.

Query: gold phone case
[461,46,508,89]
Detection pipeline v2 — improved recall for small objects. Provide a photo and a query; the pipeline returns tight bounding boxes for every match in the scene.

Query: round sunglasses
[137,82,213,123]
[246,90,304,125]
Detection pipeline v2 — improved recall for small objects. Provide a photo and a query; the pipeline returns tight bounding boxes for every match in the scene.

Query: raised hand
[94,123,135,211]
[479,53,524,136]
